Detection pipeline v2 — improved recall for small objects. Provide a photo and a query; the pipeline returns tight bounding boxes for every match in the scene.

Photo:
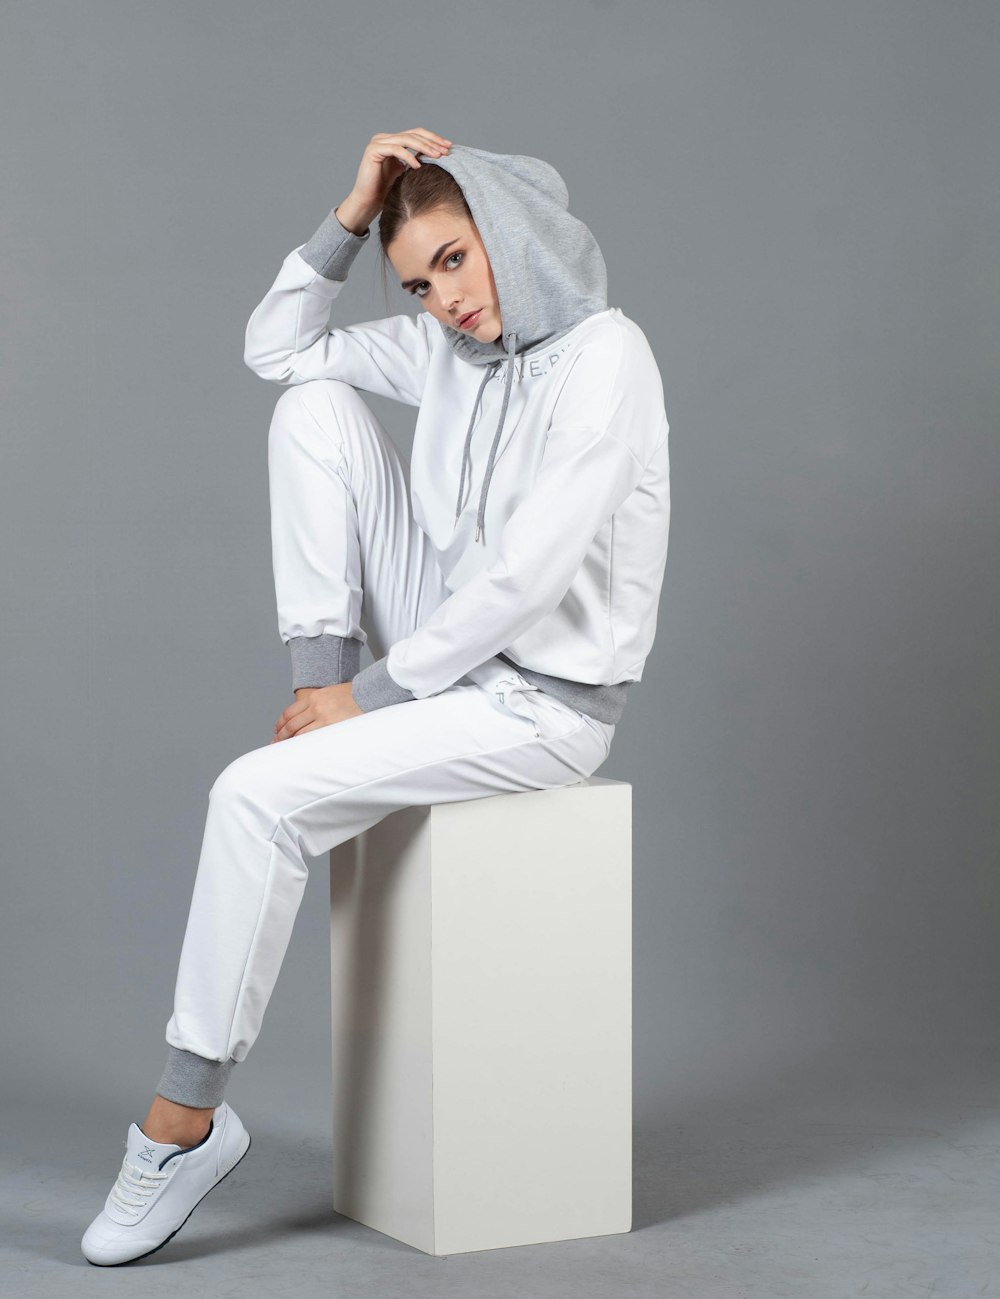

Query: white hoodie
[244,144,671,724]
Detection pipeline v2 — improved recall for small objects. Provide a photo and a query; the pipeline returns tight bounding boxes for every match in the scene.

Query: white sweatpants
[160,379,615,1101]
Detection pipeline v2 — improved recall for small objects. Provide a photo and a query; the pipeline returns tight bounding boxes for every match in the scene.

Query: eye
[409,250,463,297]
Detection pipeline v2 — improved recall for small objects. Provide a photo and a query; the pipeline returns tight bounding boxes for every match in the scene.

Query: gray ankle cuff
[157,1046,237,1109]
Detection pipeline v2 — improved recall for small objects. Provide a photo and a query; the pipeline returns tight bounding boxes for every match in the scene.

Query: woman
[82,129,671,1265]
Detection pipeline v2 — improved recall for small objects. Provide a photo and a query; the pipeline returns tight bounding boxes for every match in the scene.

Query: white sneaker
[81,1101,251,1266]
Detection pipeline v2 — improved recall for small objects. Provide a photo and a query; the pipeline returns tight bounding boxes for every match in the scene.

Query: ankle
[141,1095,215,1148]
[141,1117,212,1148]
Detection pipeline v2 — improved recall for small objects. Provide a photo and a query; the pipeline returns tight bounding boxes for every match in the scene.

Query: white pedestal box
[328,775,632,1256]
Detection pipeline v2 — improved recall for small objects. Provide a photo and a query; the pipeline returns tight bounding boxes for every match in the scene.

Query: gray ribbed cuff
[351,655,417,712]
[157,1045,236,1109]
[298,209,371,280]
[289,633,363,691]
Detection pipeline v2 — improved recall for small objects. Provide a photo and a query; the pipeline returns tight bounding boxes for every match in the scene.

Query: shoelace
[109,1158,170,1215]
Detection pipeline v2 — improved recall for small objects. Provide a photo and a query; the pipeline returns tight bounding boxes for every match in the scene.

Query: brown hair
[376,163,473,311]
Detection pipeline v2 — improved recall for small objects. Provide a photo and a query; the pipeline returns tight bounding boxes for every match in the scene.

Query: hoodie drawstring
[453,330,519,545]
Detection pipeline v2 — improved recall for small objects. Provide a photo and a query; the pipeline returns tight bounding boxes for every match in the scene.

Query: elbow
[243,335,268,378]
[243,344,295,385]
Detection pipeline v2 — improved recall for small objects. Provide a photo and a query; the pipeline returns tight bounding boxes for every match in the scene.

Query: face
[388,207,502,342]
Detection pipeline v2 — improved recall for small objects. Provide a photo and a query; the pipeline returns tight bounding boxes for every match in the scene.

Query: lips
[456,309,482,329]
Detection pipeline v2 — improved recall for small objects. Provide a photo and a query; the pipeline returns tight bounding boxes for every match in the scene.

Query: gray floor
[2,1039,995,1298]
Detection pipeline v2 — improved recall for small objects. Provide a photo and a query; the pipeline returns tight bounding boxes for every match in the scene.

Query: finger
[274,709,300,742]
[408,137,451,160]
[376,143,421,170]
[295,719,340,735]
[407,128,453,150]
[393,141,441,168]
[375,131,451,158]
[284,709,314,738]
[281,699,309,724]
[382,135,448,166]
[382,128,449,150]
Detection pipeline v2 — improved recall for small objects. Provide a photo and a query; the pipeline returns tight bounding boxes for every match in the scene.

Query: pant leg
[266,378,454,690]
[157,380,615,1107]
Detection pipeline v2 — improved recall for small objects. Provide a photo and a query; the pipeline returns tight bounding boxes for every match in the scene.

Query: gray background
[2,1,998,1294]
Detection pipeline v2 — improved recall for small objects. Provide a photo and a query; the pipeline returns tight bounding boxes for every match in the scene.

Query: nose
[439,282,462,312]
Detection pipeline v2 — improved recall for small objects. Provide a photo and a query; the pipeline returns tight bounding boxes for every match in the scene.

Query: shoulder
[553,309,665,415]
[575,309,660,366]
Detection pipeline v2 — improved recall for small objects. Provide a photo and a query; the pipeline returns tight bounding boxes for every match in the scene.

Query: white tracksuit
[156,145,671,1108]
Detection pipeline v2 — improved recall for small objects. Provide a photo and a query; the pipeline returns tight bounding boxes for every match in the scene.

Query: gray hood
[412,143,608,544]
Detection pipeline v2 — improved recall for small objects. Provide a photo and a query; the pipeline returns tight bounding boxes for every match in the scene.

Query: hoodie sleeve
[350,334,663,710]
[243,208,433,404]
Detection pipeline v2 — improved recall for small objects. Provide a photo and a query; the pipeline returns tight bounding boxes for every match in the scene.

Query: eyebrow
[399,238,461,290]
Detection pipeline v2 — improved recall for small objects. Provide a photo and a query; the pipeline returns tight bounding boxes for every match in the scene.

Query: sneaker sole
[85,1132,252,1267]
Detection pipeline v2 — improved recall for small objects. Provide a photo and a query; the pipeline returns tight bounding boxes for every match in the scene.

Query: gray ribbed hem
[495,651,632,724]
[157,1045,237,1109]
[298,209,371,280]
[289,633,363,691]
[351,655,417,712]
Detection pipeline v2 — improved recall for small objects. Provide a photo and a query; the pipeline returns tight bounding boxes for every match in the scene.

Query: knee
[270,383,379,484]
[208,748,277,819]
[208,749,312,865]
[208,751,249,805]
[269,379,370,452]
